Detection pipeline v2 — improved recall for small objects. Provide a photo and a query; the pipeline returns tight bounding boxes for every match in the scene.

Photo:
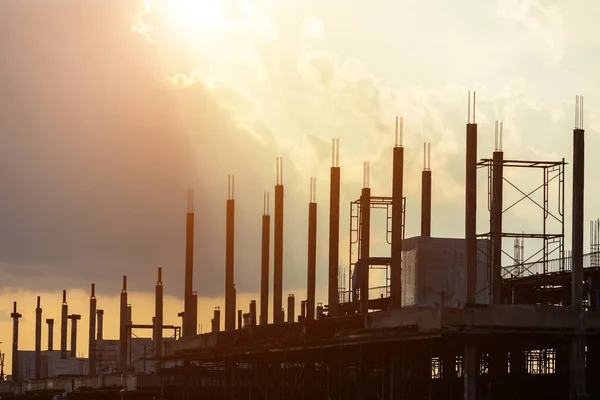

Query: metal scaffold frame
[477,157,566,300]
[342,195,406,306]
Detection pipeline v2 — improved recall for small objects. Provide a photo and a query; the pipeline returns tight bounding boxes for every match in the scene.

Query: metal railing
[503,251,600,279]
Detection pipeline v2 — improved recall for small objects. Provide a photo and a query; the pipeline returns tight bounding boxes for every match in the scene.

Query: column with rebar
[88,284,97,376]
[119,276,128,372]
[273,157,285,324]
[465,91,478,305]
[225,176,236,331]
[570,94,587,399]
[328,139,341,315]
[360,162,371,317]
[391,118,404,308]
[184,189,197,336]
[491,122,504,304]
[307,177,318,322]
[421,142,432,237]
[96,310,103,340]
[260,193,271,325]
[11,302,21,383]
[35,296,42,379]
[60,290,68,359]
[154,267,163,370]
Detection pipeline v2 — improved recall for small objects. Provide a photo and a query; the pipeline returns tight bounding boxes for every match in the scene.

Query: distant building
[17,351,88,380]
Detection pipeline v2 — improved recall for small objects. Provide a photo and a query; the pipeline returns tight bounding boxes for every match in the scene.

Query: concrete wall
[401,236,490,307]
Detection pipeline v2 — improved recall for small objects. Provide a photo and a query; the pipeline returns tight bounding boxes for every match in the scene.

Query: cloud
[496,0,566,65]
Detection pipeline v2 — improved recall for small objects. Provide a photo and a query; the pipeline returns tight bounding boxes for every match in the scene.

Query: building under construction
[3,93,600,400]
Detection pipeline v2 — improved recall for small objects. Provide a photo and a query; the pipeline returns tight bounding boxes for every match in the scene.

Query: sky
[1,0,600,372]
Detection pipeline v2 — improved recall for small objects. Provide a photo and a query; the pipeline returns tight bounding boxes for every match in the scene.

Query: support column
[307,177,317,322]
[360,163,371,319]
[60,290,68,359]
[569,336,586,399]
[328,139,341,316]
[491,122,504,304]
[225,176,236,331]
[35,296,42,379]
[287,294,295,323]
[46,319,54,351]
[154,268,163,371]
[421,142,432,237]
[11,302,22,383]
[391,118,404,308]
[88,284,97,376]
[572,95,584,307]
[273,157,285,324]
[96,310,103,340]
[465,92,478,305]
[119,276,128,372]
[260,193,271,326]
[463,344,477,400]
[184,189,197,336]
[68,314,81,358]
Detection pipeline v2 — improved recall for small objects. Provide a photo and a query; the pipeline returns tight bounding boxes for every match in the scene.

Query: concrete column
[11,302,22,383]
[225,178,236,331]
[35,296,42,379]
[260,209,270,326]
[287,294,295,323]
[96,310,103,340]
[465,120,478,304]
[60,290,68,359]
[184,189,197,337]
[328,139,341,316]
[307,180,317,322]
[463,344,477,400]
[491,149,504,304]
[569,336,587,399]
[154,268,163,370]
[273,157,285,324]
[68,314,81,358]
[119,276,128,372]
[88,284,97,377]
[46,319,54,351]
[391,121,404,308]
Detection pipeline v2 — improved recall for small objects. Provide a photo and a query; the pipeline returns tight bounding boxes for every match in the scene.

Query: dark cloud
[0,0,304,297]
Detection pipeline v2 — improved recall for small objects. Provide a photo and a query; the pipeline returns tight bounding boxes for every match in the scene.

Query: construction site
[1,92,599,400]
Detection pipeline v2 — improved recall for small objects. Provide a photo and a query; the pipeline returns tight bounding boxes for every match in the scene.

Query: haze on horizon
[1,0,600,372]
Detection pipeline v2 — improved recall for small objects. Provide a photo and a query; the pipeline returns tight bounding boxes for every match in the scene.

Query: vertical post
[391,118,404,308]
[213,307,221,332]
[88,284,97,376]
[237,310,242,330]
[11,302,22,383]
[421,142,432,237]
[287,294,295,323]
[328,139,341,316]
[46,319,54,351]
[466,91,478,304]
[491,122,504,304]
[225,176,236,331]
[463,344,477,400]
[119,276,128,372]
[184,189,197,336]
[307,177,318,322]
[260,193,271,326]
[35,296,42,379]
[572,95,584,308]
[570,95,587,399]
[154,267,163,371]
[96,310,104,341]
[249,300,257,326]
[360,162,371,318]
[274,157,285,324]
[60,290,68,359]
[68,314,81,358]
